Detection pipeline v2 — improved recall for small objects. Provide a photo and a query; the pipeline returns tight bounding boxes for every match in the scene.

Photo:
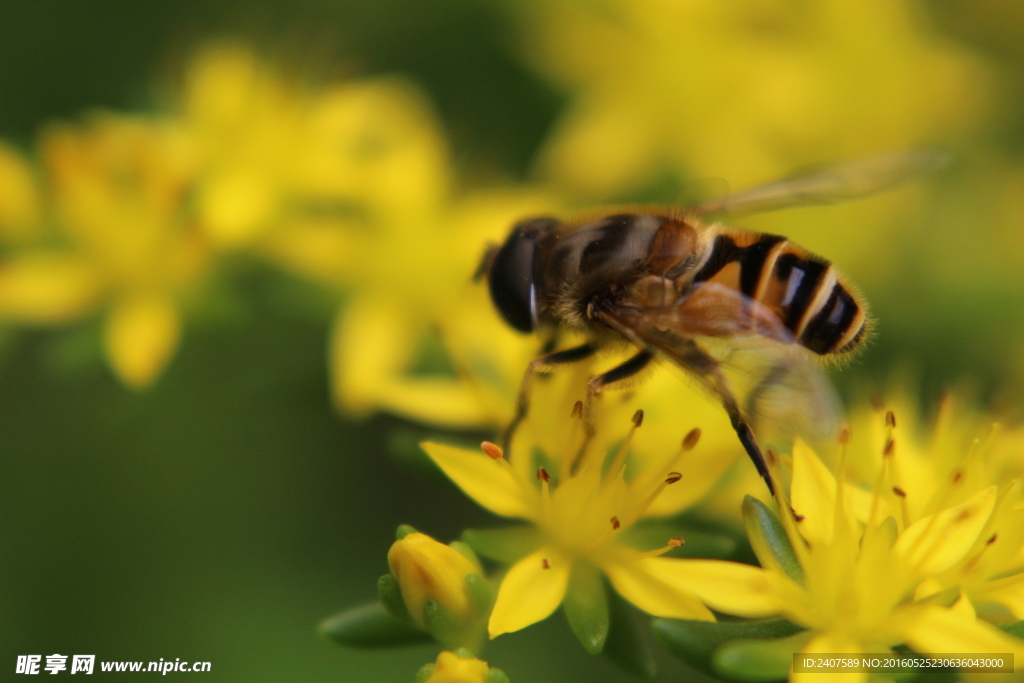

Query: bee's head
[480,217,557,334]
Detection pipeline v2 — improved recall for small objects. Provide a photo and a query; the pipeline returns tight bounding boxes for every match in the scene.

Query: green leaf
[414,663,435,683]
[378,573,412,622]
[603,585,657,678]
[423,598,460,644]
[461,526,543,564]
[423,599,482,651]
[450,540,483,569]
[562,563,610,654]
[465,573,493,616]
[318,602,431,649]
[652,618,804,676]
[742,496,802,583]
[712,631,812,682]
[622,521,738,559]
[999,619,1024,638]
[486,669,510,683]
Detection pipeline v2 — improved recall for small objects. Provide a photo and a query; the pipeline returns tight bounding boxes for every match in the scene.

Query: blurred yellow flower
[523,0,986,196]
[0,113,208,388]
[0,141,43,243]
[511,0,987,285]
[251,76,561,427]
[179,44,439,251]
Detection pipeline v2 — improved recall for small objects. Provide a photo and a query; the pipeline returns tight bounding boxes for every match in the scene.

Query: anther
[884,438,895,457]
[668,537,684,548]
[952,469,964,484]
[632,409,644,428]
[885,411,897,429]
[481,441,504,460]
[838,427,851,444]
[541,558,550,570]
[767,448,778,465]
[892,486,907,499]
[682,428,701,451]
[537,467,550,483]
[571,401,584,419]
[665,472,682,485]
[610,516,621,530]
[987,533,999,546]
[791,507,805,522]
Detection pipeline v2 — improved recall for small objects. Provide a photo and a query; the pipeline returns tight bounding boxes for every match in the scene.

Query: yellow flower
[835,391,1024,626]
[509,0,988,288]
[421,405,771,643]
[730,441,1024,681]
[415,649,508,683]
[522,0,985,197]
[0,113,207,388]
[0,141,43,243]
[255,81,560,427]
[387,532,483,630]
[179,44,432,251]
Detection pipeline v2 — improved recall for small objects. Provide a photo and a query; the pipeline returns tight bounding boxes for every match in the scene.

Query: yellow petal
[903,605,1024,671]
[0,142,41,240]
[791,439,840,545]
[421,442,534,520]
[257,220,360,287]
[793,634,865,683]
[894,486,997,575]
[198,170,276,247]
[104,292,181,389]
[488,549,570,638]
[600,554,714,621]
[663,559,781,618]
[375,378,492,430]
[0,254,102,323]
[329,296,417,416]
[970,573,1024,620]
[425,650,491,683]
[387,532,479,628]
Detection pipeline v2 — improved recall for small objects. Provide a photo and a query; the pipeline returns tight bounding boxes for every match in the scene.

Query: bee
[482,151,945,494]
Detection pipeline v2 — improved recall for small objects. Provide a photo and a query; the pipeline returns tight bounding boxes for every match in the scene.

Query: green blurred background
[2,0,1024,681]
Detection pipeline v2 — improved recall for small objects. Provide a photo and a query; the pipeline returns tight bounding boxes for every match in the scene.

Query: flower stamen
[606,409,643,483]
[538,467,552,522]
[481,440,537,505]
[641,537,685,559]
[625,472,682,528]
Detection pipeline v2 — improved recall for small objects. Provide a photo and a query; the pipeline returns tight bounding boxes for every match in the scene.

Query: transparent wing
[695,149,949,218]
[599,280,843,447]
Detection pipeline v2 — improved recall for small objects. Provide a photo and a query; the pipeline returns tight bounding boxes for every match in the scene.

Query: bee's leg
[504,341,600,452]
[707,376,775,496]
[721,391,775,496]
[572,349,656,468]
[675,341,776,496]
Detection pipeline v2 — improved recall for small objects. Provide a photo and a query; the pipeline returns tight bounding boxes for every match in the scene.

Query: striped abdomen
[692,230,868,355]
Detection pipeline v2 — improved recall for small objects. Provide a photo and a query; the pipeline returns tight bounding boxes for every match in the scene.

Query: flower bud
[387,531,485,631]
[415,649,509,683]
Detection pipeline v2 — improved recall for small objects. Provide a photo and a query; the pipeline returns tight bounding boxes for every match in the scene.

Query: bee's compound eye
[487,219,552,333]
